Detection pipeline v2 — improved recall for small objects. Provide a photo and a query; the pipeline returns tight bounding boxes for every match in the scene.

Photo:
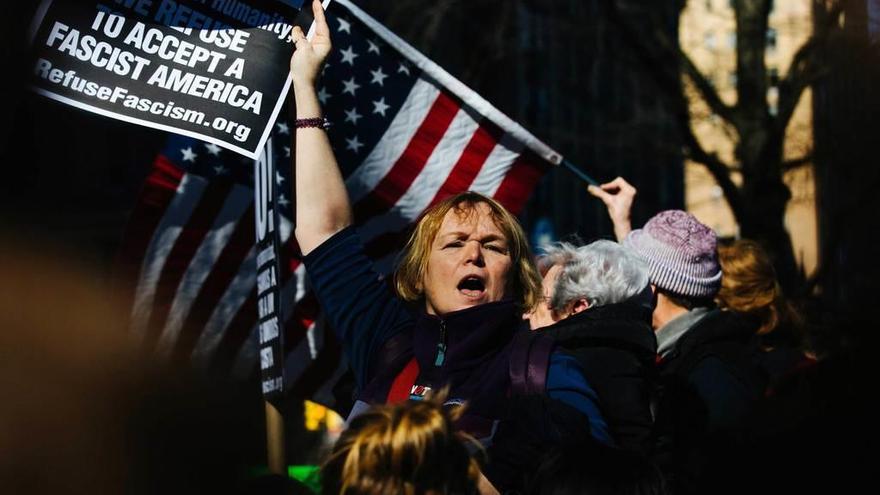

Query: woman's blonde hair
[717,239,799,336]
[320,390,481,495]
[393,192,542,312]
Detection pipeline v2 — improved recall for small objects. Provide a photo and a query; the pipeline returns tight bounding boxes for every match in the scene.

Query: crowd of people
[0,2,868,494]
[288,2,818,494]
[0,1,855,494]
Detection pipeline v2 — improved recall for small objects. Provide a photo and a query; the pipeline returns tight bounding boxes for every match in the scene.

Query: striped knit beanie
[623,210,721,298]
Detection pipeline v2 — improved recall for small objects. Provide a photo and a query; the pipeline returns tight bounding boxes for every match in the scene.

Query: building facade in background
[680,0,817,275]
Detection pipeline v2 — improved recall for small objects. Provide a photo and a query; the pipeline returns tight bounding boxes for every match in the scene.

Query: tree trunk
[730,0,802,292]
[739,176,801,291]
[736,129,802,292]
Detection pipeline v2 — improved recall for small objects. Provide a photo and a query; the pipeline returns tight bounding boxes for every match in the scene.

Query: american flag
[318,0,562,271]
[116,0,562,408]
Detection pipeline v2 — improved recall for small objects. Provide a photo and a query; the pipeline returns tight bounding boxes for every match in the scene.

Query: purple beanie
[623,210,721,298]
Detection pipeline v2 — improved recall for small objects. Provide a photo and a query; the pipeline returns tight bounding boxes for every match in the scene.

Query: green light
[288,465,321,494]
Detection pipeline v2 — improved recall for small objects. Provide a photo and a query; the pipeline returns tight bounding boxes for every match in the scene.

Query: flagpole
[561,158,599,187]
[265,401,286,475]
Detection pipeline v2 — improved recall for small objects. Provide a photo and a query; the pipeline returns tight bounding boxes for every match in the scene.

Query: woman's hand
[289,0,332,88]
[588,176,636,242]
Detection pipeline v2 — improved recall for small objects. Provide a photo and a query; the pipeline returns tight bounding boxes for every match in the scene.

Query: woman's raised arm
[290,0,352,255]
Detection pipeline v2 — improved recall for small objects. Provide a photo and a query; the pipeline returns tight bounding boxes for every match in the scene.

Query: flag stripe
[149,157,187,190]
[229,285,316,381]
[157,185,253,358]
[356,107,480,241]
[193,218,295,371]
[491,151,551,215]
[190,247,257,367]
[130,174,209,345]
[280,324,319,387]
[142,180,234,351]
[208,289,258,375]
[170,206,256,365]
[345,79,441,202]
[283,292,320,355]
[357,121,504,263]
[468,134,525,198]
[224,257,307,378]
[352,91,459,224]
[114,156,185,319]
[430,121,505,204]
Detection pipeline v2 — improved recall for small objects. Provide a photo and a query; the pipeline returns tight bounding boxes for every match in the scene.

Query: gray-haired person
[525,240,658,454]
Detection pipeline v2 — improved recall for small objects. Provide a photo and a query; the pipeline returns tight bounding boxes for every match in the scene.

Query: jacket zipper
[434,319,447,367]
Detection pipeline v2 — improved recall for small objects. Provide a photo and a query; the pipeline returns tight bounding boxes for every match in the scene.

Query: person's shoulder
[546,351,591,392]
[545,350,614,445]
[693,308,757,336]
[544,306,657,360]
[677,309,756,358]
[683,330,767,403]
[302,225,360,264]
[664,311,754,380]
[547,350,583,376]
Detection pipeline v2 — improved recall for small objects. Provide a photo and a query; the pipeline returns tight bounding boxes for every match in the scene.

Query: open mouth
[457,276,486,298]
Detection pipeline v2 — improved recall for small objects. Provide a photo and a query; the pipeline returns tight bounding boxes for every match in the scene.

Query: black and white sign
[254,136,285,401]
[29,0,307,159]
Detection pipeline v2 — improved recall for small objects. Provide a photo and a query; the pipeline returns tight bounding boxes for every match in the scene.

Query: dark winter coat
[540,285,658,454]
[652,309,769,495]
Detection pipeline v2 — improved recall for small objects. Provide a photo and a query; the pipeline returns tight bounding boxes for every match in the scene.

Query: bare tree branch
[782,153,814,172]
[634,3,736,123]
[679,48,739,124]
[599,0,746,219]
[775,1,844,132]
[682,130,746,221]
[734,0,772,118]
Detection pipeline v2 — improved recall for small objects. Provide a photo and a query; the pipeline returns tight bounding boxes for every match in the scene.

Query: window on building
[729,71,738,87]
[727,32,737,49]
[767,87,779,115]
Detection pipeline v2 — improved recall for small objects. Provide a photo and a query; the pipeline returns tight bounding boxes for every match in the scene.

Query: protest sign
[28,0,308,159]
[254,136,285,400]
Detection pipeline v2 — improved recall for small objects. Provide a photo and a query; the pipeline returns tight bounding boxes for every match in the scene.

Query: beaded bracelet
[294,117,331,130]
